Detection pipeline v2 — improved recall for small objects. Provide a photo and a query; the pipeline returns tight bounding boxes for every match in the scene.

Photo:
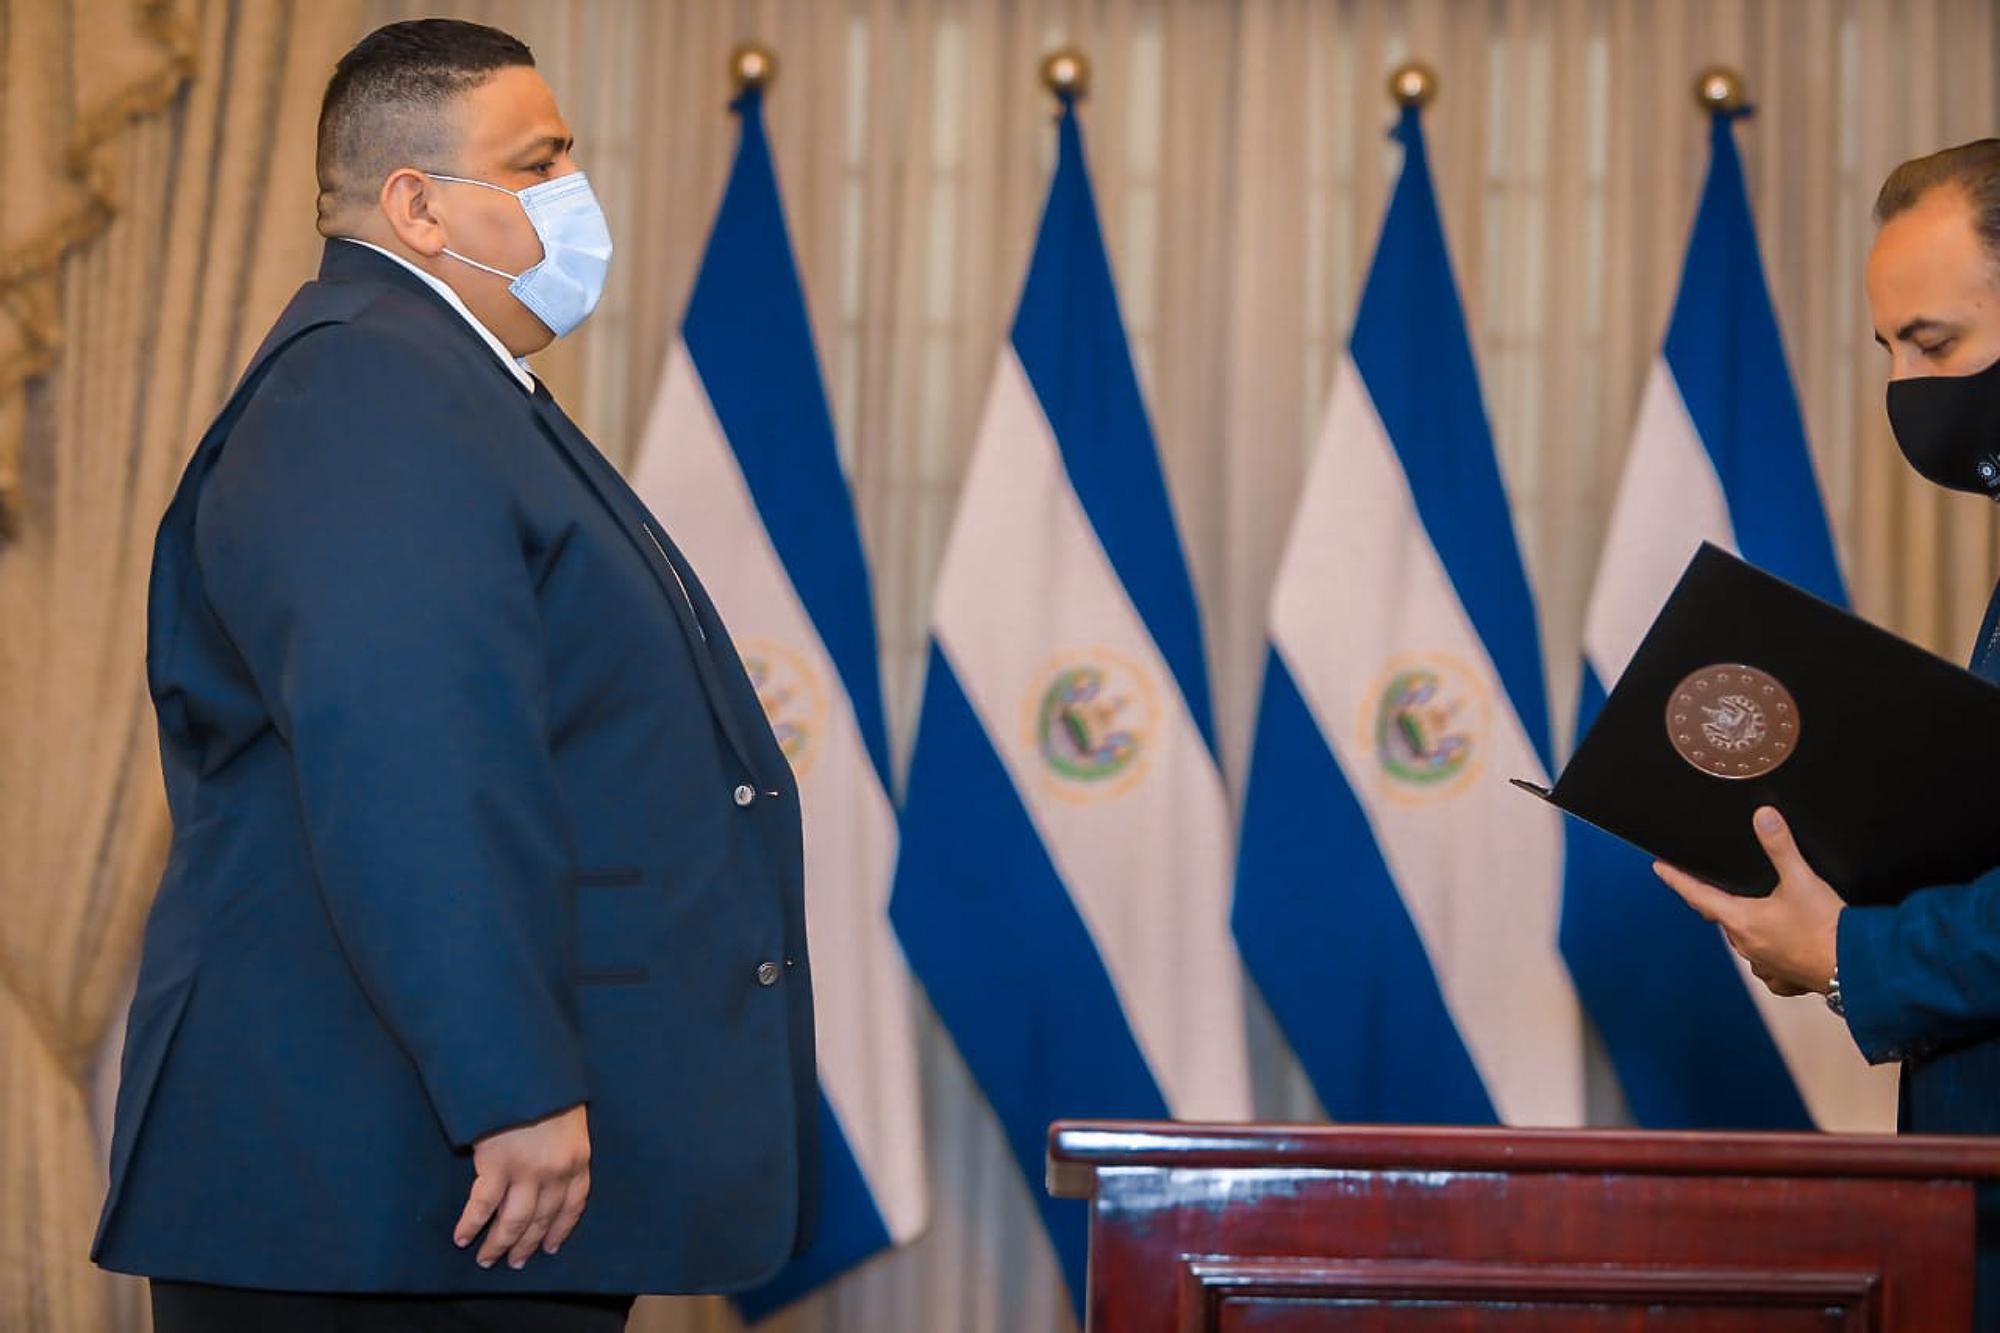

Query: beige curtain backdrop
[6,0,2000,1330]
[0,0,195,534]
[0,2,362,1329]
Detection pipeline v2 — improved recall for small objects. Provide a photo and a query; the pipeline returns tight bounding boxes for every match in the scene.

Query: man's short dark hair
[1875,139,2000,270]
[316,19,534,227]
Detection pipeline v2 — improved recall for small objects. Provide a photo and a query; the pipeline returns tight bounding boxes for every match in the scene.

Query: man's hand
[454,1103,591,1269]
[1654,806,1843,998]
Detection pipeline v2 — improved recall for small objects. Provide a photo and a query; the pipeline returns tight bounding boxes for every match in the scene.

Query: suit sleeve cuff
[1837,904,1913,1064]
[423,1018,591,1150]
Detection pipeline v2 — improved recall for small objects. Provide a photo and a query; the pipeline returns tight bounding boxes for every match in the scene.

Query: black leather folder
[1516,543,2000,905]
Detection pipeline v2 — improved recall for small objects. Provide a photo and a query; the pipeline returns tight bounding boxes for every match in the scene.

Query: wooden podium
[1048,1120,2000,1331]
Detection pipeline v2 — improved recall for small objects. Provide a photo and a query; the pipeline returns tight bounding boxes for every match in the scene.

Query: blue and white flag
[1233,104,1583,1127]
[630,85,927,1314]
[1559,110,1896,1133]
[889,95,1251,1310]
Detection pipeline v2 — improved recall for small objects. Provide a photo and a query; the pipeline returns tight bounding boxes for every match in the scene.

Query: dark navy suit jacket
[1838,576,2000,1327]
[91,241,818,1294]
[1839,580,2000,1123]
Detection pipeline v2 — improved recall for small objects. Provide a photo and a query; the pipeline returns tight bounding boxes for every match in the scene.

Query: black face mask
[1886,356,2000,497]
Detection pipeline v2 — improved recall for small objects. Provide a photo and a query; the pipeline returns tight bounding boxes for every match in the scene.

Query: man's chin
[511,319,559,358]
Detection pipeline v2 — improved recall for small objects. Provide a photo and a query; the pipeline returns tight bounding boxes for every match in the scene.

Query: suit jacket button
[756,961,782,987]
[733,784,757,808]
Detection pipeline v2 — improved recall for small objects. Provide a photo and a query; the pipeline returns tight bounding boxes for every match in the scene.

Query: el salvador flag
[1559,109,1897,1133]
[1232,102,1583,1128]
[888,92,1251,1312]
[629,84,927,1315]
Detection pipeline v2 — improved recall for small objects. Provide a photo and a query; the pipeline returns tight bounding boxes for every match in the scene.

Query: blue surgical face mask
[425,170,612,338]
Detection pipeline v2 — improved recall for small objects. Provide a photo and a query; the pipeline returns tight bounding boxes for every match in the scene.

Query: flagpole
[1041,45,1090,100]
[1388,59,1438,109]
[1693,65,1747,114]
[729,40,777,93]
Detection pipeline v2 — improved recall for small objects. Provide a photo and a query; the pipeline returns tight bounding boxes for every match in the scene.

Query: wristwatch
[1825,967,1844,1017]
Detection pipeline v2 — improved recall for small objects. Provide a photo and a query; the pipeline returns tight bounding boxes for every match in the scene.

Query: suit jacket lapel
[1974,578,2000,685]
[311,241,772,779]
[525,386,767,779]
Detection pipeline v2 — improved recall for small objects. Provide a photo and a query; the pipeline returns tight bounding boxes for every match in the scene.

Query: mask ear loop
[441,248,521,283]
[421,171,527,282]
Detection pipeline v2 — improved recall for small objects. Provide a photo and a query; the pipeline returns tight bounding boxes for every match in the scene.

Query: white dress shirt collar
[336,238,536,394]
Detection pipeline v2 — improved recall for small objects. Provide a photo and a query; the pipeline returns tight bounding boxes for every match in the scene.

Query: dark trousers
[150,1280,635,1333]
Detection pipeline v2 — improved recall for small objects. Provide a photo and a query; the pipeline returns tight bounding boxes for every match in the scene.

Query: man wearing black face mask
[1658,139,2000,1328]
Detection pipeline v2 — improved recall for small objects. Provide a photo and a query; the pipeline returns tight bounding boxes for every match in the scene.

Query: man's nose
[1888,348,1935,382]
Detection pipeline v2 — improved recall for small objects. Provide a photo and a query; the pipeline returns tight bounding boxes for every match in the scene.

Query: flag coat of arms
[630,84,927,1314]
[889,92,1251,1310]
[1559,109,1897,1133]
[1233,102,1584,1128]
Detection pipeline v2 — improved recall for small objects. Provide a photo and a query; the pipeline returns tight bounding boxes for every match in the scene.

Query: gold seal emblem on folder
[1666,664,1800,779]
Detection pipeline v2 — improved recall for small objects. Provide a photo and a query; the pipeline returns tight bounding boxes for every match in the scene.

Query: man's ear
[380,168,447,258]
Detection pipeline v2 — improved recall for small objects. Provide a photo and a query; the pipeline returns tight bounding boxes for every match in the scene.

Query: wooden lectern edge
[1044,1119,2000,1200]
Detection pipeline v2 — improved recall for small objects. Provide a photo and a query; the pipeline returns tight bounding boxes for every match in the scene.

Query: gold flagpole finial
[1389,61,1438,109]
[1693,66,1747,113]
[1041,47,1090,100]
[730,42,778,94]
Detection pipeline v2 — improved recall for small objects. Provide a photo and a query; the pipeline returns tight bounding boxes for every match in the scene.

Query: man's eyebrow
[510,134,574,160]
[1892,316,1953,343]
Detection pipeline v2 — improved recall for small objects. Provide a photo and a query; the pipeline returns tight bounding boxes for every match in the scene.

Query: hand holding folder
[1653,804,1844,998]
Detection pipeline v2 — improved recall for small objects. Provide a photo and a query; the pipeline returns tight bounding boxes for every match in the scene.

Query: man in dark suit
[91,20,817,1331]
[1659,139,2000,1328]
